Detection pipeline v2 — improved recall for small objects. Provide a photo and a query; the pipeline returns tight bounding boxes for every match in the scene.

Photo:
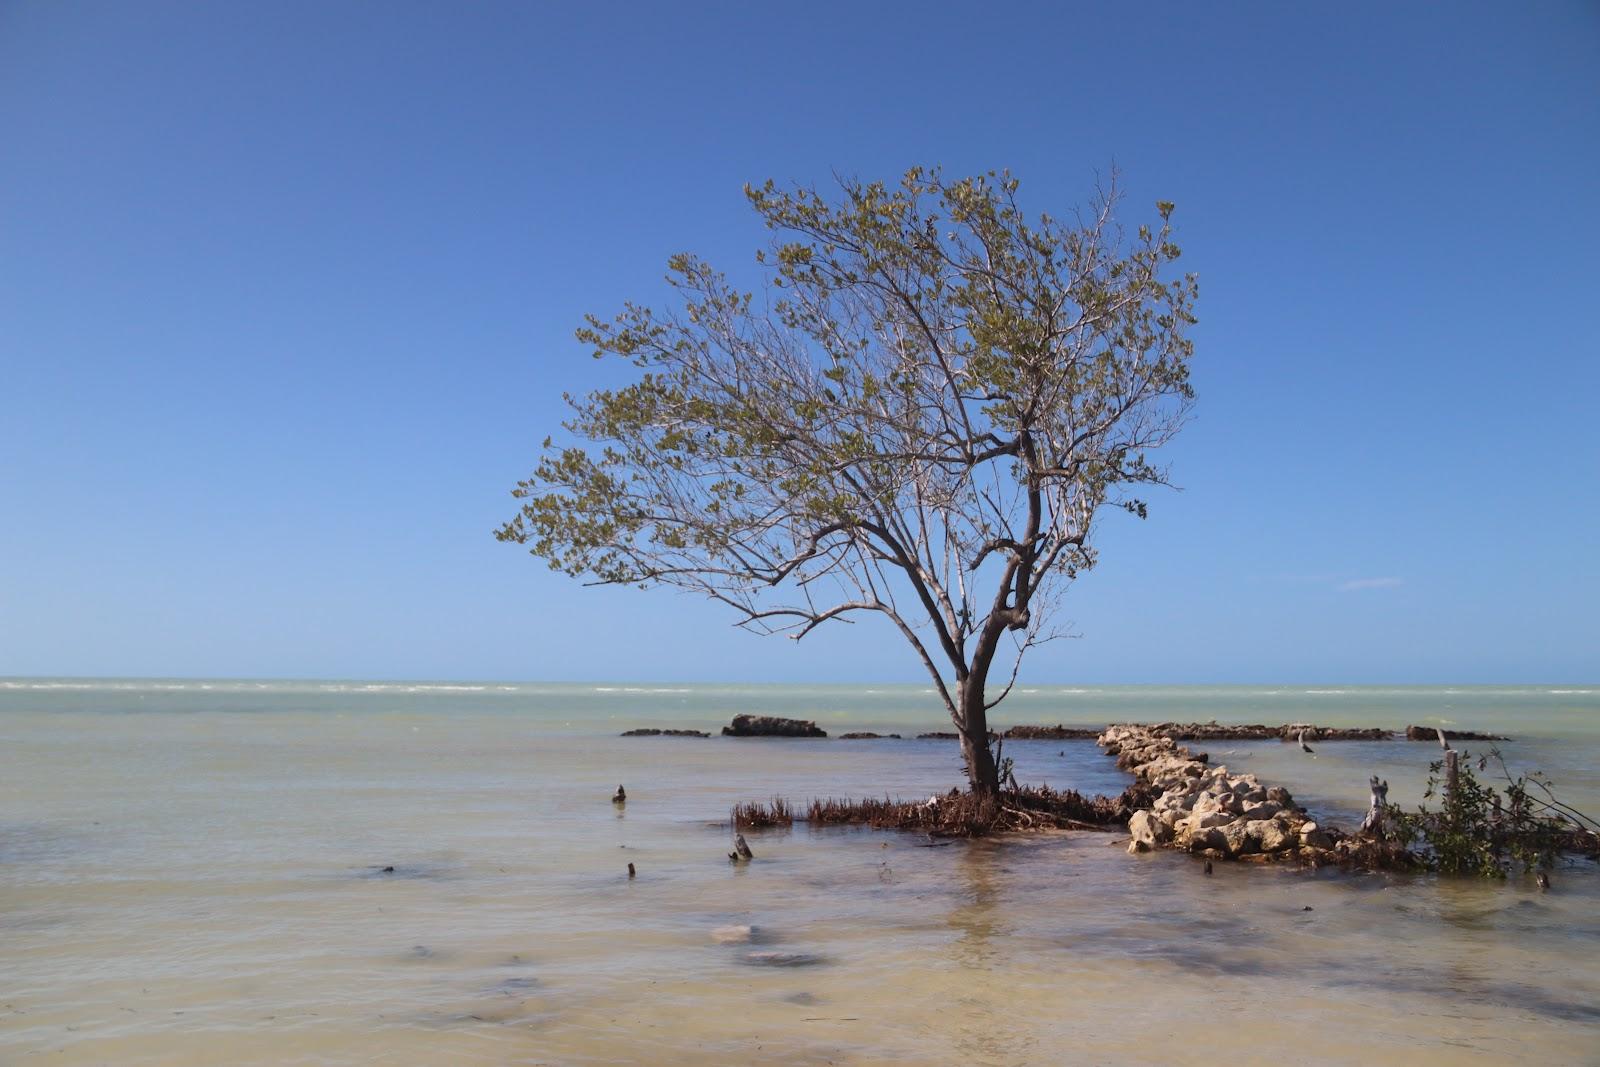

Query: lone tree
[499,167,1196,796]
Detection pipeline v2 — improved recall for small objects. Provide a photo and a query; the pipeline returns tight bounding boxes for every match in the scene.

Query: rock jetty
[722,714,827,738]
[1137,722,1393,742]
[619,728,711,737]
[1001,724,1103,740]
[1100,724,1341,863]
[1404,725,1509,742]
[838,732,901,739]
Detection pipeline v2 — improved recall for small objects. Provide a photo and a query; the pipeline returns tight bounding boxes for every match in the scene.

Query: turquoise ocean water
[2,679,1596,1064]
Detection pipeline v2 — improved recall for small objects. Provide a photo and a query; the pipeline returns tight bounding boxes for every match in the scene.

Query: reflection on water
[0,682,1597,1064]
[949,841,1006,970]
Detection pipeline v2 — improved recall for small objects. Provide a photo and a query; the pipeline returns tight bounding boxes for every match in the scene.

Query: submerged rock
[722,714,827,738]
[740,950,826,968]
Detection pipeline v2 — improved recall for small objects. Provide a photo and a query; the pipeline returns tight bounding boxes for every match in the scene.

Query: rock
[839,732,901,739]
[712,924,753,943]
[722,715,827,738]
[1179,824,1227,853]
[1301,829,1334,849]
[1256,819,1294,852]
[1221,821,1262,857]
[1242,802,1282,822]
[1128,810,1170,850]
[1266,786,1295,808]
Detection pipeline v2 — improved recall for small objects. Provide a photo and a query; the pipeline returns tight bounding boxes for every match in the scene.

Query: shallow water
[2,680,1597,1064]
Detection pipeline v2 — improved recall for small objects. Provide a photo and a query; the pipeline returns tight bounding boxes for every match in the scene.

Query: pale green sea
[2,680,1597,1064]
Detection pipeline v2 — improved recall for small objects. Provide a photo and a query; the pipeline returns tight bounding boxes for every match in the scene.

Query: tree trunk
[957,679,1000,797]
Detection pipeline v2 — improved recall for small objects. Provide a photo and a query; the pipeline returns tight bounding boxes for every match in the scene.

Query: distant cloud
[1338,577,1404,592]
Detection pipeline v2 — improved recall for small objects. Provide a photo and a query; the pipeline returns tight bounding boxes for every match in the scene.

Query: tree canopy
[499,167,1196,793]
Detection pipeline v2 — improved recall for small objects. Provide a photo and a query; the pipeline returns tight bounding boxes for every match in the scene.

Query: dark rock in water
[620,728,711,737]
[722,714,827,738]
[1002,724,1102,740]
[1405,725,1510,742]
[741,950,827,968]
[363,863,448,880]
[838,732,901,739]
[486,975,540,995]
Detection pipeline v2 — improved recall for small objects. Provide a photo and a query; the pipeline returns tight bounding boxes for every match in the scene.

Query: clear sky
[2,1,1596,684]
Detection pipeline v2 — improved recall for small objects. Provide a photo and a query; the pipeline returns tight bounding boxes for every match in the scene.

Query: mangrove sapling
[1379,745,1600,877]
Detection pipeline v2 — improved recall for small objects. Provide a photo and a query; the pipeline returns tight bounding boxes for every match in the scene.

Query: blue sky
[2,1,1596,683]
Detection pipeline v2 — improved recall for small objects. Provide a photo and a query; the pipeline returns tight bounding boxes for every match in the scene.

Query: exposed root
[732,797,794,830]
[801,784,1140,837]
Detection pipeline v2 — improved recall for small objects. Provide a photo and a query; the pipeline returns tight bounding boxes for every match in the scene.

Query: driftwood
[1438,729,1460,824]
[1359,775,1389,836]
